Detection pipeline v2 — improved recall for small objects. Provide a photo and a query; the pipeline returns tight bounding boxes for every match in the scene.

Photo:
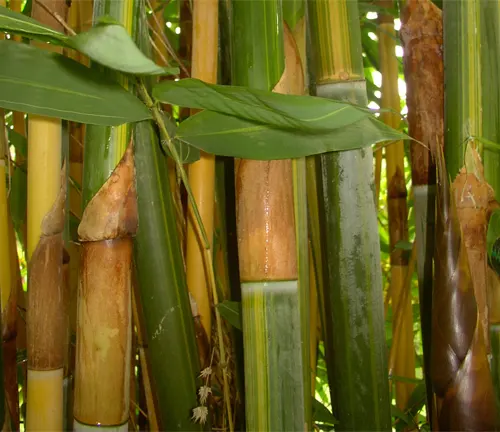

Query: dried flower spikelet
[198,385,212,405]
[199,366,212,379]
[191,406,208,424]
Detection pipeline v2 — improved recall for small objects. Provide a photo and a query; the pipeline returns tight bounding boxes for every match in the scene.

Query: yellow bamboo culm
[27,117,62,260]
[26,0,68,428]
[0,0,10,325]
[26,115,64,432]
[185,0,218,347]
[378,3,415,409]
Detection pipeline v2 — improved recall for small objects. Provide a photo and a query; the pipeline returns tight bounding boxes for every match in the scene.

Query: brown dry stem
[400,0,443,186]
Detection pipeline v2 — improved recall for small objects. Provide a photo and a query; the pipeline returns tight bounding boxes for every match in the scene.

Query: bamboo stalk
[131,285,159,431]
[232,2,310,428]
[9,0,28,417]
[400,0,442,422]
[73,0,136,428]
[74,143,136,429]
[0,87,13,431]
[307,0,392,429]
[308,244,318,397]
[185,0,218,356]
[133,2,203,428]
[25,2,68,426]
[378,1,414,409]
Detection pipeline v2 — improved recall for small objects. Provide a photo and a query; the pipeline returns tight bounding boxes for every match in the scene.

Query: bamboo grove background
[1,0,500,430]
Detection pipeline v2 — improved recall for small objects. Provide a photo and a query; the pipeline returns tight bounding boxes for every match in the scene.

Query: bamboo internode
[26,0,68,423]
[186,0,219,346]
[378,1,414,409]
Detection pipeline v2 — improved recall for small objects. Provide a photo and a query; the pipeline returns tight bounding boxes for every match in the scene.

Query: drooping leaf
[7,162,26,247]
[153,78,374,132]
[395,240,413,251]
[0,7,178,76]
[312,398,338,426]
[391,405,413,427]
[176,111,408,160]
[215,300,241,330]
[0,40,151,125]
[0,5,65,44]
[8,129,27,158]
[69,21,179,76]
[405,381,427,417]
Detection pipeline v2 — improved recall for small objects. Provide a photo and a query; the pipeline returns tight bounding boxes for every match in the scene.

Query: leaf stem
[138,79,234,432]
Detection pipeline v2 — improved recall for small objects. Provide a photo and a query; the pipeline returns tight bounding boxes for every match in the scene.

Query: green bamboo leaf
[0,5,65,44]
[70,20,179,76]
[216,300,242,330]
[282,0,304,30]
[312,398,338,426]
[391,405,412,426]
[153,78,373,133]
[0,7,178,76]
[395,240,413,251]
[7,163,26,249]
[177,111,408,159]
[0,40,151,125]
[8,129,27,158]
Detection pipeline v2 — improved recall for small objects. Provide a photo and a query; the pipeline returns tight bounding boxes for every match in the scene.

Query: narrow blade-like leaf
[153,78,373,132]
[0,40,151,125]
[177,111,408,159]
[69,22,179,76]
[215,301,242,330]
[0,7,178,76]
[0,5,65,43]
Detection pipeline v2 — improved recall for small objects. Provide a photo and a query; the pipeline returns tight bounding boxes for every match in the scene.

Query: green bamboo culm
[133,1,202,429]
[478,1,500,195]
[307,0,391,430]
[231,0,310,430]
[81,0,136,209]
[444,0,500,191]
[443,0,481,180]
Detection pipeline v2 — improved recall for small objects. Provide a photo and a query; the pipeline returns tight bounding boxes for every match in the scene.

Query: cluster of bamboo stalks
[2,0,500,430]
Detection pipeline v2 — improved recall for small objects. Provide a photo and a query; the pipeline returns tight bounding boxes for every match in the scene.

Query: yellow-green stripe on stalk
[307,0,391,429]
